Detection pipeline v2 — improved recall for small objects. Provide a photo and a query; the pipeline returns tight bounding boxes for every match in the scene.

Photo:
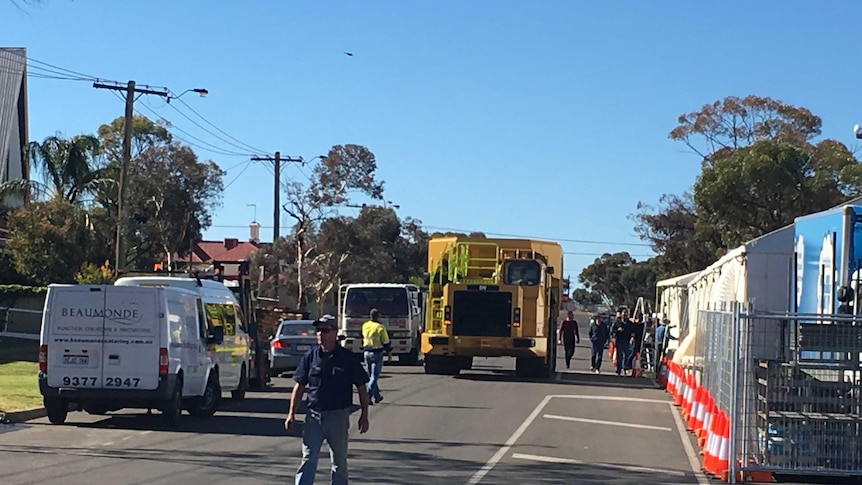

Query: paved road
[0,339,705,485]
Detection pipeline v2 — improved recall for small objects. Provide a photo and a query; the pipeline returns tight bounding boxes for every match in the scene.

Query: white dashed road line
[542,414,673,432]
[511,452,688,477]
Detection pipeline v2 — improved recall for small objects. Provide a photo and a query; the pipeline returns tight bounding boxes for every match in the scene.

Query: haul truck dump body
[421,237,562,377]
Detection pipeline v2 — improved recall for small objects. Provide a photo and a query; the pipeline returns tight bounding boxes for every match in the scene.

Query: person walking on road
[557,311,580,369]
[361,308,391,404]
[285,314,370,485]
[588,314,610,373]
[612,308,634,376]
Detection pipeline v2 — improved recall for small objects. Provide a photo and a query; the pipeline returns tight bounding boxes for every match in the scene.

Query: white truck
[38,284,223,426]
[337,283,423,365]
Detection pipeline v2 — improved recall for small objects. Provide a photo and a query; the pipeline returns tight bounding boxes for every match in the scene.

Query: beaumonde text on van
[60,308,141,320]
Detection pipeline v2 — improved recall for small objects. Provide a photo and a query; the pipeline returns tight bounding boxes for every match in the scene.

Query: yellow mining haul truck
[421,236,563,378]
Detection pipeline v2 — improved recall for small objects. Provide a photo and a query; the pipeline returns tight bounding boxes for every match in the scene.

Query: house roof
[179,238,261,263]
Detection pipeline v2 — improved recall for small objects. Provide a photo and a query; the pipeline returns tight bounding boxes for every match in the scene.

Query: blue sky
[4,1,862,287]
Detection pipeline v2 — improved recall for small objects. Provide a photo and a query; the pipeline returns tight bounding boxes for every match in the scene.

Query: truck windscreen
[344,288,409,317]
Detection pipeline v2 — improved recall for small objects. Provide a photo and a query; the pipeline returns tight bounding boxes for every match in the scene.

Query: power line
[422,225,653,247]
[203,224,654,258]
[223,161,253,190]
[173,96,270,155]
[131,97,253,157]
[164,101,262,156]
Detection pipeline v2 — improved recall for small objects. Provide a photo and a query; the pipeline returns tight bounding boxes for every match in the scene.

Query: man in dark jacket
[557,311,580,369]
[588,314,610,373]
[612,308,633,376]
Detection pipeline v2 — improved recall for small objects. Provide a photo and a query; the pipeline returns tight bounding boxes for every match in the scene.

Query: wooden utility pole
[93,80,169,274]
[251,152,303,305]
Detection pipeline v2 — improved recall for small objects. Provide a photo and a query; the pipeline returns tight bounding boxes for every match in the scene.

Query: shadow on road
[385,402,491,410]
[42,411,300,437]
[0,443,298,483]
[556,372,662,390]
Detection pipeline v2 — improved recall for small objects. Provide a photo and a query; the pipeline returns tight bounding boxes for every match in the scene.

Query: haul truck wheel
[515,357,546,378]
[44,397,68,425]
[400,347,419,365]
[424,355,461,375]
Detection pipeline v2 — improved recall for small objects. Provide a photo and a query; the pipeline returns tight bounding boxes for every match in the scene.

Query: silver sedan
[269,320,318,377]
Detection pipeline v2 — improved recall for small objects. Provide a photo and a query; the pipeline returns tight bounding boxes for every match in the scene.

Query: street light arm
[300,154,328,166]
[167,88,209,103]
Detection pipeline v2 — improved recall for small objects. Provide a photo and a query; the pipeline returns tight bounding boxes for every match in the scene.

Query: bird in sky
[344,52,354,56]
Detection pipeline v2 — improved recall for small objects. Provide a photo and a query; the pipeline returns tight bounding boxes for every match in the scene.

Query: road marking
[670,403,710,485]
[465,395,553,485]
[543,414,672,432]
[512,453,688,477]
[552,394,670,404]
[467,394,689,484]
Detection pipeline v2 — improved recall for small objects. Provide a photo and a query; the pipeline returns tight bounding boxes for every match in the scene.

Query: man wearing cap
[285,314,370,485]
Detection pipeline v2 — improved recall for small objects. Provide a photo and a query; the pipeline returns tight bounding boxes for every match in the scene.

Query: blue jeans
[615,339,631,374]
[296,408,350,485]
[590,341,604,370]
[364,351,384,401]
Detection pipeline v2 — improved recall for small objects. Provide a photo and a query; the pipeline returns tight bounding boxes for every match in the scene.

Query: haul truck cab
[421,237,562,378]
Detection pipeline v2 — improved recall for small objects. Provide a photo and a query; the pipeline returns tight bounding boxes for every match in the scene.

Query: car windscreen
[344,287,409,317]
[278,324,316,337]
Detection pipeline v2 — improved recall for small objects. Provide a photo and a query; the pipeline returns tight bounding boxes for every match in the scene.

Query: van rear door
[45,286,107,389]
[102,286,161,391]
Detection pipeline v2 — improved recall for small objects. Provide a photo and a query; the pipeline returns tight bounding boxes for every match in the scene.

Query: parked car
[269,319,317,377]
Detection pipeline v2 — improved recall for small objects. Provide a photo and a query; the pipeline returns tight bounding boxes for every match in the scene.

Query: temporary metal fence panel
[0,306,42,340]
[738,312,862,478]
[695,304,738,416]
[696,307,862,481]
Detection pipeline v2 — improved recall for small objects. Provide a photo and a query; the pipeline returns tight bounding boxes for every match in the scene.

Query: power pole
[93,80,169,274]
[251,152,303,306]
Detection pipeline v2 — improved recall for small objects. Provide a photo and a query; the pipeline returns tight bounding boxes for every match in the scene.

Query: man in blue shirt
[285,315,370,485]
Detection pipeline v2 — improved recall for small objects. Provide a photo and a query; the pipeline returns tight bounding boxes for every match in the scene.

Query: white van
[114,276,252,400]
[38,284,223,426]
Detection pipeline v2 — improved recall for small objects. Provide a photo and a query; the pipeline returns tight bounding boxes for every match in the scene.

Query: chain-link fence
[687,306,862,482]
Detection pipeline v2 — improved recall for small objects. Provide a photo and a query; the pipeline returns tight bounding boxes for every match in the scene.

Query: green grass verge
[0,338,41,412]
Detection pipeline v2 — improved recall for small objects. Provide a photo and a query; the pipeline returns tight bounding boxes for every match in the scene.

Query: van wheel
[44,398,68,425]
[162,382,183,427]
[231,365,248,401]
[188,374,220,417]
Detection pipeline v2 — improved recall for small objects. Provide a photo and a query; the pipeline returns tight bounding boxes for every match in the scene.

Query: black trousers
[563,340,576,366]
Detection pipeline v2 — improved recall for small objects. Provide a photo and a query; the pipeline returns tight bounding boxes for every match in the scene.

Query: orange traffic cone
[716,412,730,481]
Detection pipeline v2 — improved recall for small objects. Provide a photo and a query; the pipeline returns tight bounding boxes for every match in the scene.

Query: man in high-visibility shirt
[362,308,391,404]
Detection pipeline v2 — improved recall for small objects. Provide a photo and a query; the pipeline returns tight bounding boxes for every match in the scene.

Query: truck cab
[337,283,423,365]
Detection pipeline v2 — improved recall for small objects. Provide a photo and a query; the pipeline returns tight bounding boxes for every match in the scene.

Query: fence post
[728,301,742,484]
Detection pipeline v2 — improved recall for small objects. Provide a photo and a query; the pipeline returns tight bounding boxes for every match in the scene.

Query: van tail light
[159,347,169,375]
[39,345,48,372]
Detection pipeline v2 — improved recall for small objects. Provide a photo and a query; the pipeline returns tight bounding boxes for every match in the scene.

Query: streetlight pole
[93,81,207,275]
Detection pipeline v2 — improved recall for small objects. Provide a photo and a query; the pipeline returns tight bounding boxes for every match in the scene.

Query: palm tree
[0,134,114,207]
